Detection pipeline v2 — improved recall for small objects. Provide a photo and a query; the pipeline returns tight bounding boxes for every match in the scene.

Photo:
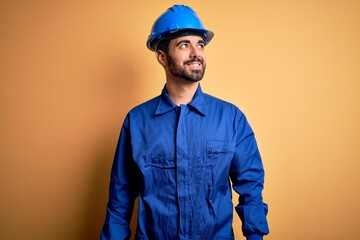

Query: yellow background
[1,1,359,239]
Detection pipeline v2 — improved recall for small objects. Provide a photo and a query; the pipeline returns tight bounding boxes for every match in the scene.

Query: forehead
[169,35,205,45]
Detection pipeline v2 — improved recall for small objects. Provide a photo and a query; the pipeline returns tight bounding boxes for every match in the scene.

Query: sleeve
[229,110,269,239]
[100,115,140,240]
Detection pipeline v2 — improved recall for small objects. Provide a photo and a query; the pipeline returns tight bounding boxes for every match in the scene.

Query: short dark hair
[156,39,171,53]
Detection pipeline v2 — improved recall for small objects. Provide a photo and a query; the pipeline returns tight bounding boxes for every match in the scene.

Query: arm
[229,112,269,240]
[100,116,140,240]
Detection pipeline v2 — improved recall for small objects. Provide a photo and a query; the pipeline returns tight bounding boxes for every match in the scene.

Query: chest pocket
[206,140,235,166]
[143,142,176,169]
[145,151,175,169]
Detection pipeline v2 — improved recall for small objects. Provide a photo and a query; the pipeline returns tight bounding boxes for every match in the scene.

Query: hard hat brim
[147,28,214,52]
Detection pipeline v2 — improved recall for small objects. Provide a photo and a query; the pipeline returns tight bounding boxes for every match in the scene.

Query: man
[101,4,269,240]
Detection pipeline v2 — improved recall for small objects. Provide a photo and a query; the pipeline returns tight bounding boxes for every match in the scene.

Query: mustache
[184,57,204,65]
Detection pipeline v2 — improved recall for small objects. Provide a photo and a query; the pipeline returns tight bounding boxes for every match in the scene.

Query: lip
[186,61,202,69]
[188,62,201,66]
[185,59,203,67]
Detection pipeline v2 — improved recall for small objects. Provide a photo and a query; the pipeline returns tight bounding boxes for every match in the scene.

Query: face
[164,35,207,82]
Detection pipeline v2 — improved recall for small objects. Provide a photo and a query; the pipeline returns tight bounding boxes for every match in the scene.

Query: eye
[197,43,205,49]
[179,43,189,49]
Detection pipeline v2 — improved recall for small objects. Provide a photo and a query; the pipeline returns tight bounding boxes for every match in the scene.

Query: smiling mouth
[184,57,204,66]
[186,60,203,69]
[188,62,201,67]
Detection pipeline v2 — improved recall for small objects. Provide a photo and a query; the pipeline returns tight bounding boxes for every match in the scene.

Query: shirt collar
[154,84,207,116]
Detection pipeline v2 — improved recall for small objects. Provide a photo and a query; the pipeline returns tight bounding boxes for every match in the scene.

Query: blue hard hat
[146,5,214,51]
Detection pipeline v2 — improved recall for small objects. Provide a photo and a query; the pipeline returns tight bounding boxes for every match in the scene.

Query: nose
[190,44,200,58]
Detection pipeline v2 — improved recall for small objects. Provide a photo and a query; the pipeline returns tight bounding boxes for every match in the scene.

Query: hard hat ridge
[146,4,214,51]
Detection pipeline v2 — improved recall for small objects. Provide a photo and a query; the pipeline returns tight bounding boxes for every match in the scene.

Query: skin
[156,35,207,106]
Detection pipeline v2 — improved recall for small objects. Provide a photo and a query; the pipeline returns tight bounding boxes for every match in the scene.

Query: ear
[156,50,167,67]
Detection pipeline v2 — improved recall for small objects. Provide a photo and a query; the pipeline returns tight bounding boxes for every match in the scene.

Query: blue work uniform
[101,85,269,240]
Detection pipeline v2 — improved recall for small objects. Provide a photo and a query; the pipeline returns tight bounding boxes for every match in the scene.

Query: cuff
[247,233,263,240]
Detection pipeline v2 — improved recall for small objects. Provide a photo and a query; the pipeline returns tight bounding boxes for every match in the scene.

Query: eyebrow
[175,39,205,47]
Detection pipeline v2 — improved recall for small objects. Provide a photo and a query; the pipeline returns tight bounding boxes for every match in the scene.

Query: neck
[165,78,199,106]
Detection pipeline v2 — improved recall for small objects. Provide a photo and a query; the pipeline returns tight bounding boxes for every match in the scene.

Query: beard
[167,55,206,82]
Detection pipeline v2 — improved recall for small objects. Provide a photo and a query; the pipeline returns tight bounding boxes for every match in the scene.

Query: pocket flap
[206,140,235,155]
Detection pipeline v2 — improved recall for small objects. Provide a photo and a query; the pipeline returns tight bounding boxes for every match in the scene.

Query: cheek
[168,56,184,66]
[199,51,206,60]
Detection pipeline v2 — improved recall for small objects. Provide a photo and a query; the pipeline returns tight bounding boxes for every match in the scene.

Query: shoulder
[201,92,251,130]
[203,92,244,115]
[128,95,160,116]
[121,96,160,128]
